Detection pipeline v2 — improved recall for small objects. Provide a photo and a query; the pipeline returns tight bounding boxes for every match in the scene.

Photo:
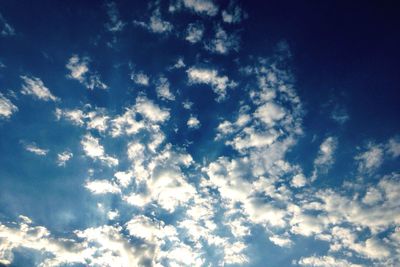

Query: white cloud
[134,95,170,123]
[81,134,118,166]
[0,13,15,36]
[24,143,49,156]
[0,93,18,119]
[187,115,200,129]
[291,173,307,188]
[311,136,337,180]
[134,9,173,34]
[298,255,362,267]
[156,76,175,101]
[170,0,218,16]
[171,57,186,69]
[20,75,58,101]
[57,151,73,166]
[205,25,240,54]
[187,67,236,101]
[105,2,125,33]
[66,55,108,90]
[331,105,350,124]
[85,179,121,194]
[387,136,400,158]
[254,102,286,126]
[130,71,149,86]
[185,22,204,43]
[222,1,246,24]
[355,143,384,173]
[182,99,193,109]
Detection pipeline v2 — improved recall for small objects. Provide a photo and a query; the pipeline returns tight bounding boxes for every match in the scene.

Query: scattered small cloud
[187,115,200,129]
[133,8,173,34]
[222,0,247,24]
[311,136,337,181]
[57,151,73,166]
[355,143,384,173]
[130,70,150,86]
[0,93,18,119]
[20,76,59,101]
[205,25,240,54]
[170,0,219,16]
[66,55,108,90]
[185,22,204,44]
[24,142,49,156]
[105,2,125,33]
[0,13,15,36]
[156,76,175,101]
[187,66,236,101]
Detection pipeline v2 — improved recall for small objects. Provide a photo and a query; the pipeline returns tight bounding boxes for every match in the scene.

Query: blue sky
[0,0,400,266]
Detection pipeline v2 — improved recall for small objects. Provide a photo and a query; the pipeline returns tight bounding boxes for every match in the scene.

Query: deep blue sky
[0,1,399,267]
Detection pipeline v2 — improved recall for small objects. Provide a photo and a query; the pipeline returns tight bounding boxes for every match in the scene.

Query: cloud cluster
[66,55,108,90]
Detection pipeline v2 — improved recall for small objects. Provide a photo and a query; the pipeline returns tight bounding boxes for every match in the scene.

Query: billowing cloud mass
[0,93,18,118]
[20,76,58,101]
[0,1,399,267]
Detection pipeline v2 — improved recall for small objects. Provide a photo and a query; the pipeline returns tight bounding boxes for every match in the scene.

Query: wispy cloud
[20,76,58,101]
[0,13,15,36]
[66,55,108,90]
[187,67,237,101]
[24,143,49,156]
[0,93,18,119]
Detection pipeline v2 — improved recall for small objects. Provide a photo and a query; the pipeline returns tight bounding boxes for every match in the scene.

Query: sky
[0,0,400,266]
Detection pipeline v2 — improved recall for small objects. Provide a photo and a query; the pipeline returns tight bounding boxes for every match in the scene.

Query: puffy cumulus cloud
[56,107,110,132]
[134,95,170,123]
[134,8,173,34]
[170,0,218,16]
[66,55,108,90]
[84,179,121,194]
[291,173,307,188]
[187,67,237,101]
[57,151,73,166]
[298,255,363,267]
[24,142,49,156]
[355,143,384,173]
[311,136,338,181]
[205,25,240,54]
[222,0,247,24]
[0,13,15,36]
[105,2,125,33]
[156,75,175,101]
[81,134,118,167]
[20,75,58,101]
[0,93,18,119]
[130,70,150,86]
[185,22,204,43]
[187,115,200,129]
